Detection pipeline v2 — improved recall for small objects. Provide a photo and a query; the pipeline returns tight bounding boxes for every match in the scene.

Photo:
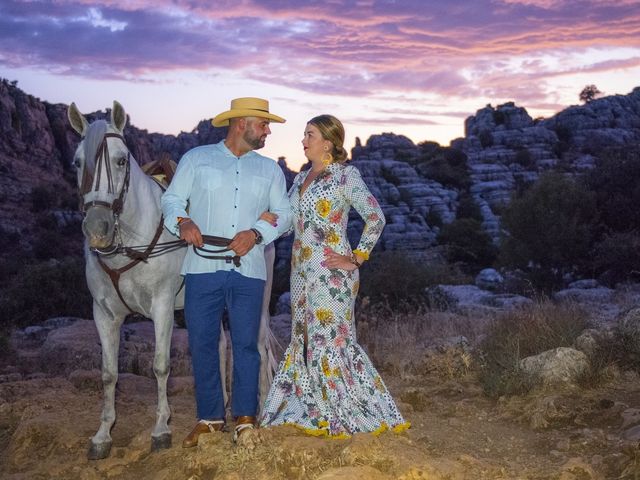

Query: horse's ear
[68,102,89,136]
[111,100,127,132]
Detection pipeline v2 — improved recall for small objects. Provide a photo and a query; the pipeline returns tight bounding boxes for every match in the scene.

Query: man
[161,97,292,446]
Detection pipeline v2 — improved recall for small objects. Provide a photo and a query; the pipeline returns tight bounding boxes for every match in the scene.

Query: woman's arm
[343,165,386,264]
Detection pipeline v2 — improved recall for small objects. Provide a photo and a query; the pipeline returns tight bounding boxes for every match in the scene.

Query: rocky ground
[1,310,639,480]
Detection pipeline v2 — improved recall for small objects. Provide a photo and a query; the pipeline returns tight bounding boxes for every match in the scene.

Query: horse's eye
[73,158,81,168]
[117,157,127,167]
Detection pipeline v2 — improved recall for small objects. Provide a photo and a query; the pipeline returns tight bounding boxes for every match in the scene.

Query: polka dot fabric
[260,163,408,437]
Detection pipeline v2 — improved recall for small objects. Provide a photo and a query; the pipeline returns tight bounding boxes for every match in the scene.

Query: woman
[259,115,408,437]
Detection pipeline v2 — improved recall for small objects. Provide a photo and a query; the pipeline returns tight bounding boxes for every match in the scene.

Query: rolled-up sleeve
[161,154,194,236]
[253,165,292,244]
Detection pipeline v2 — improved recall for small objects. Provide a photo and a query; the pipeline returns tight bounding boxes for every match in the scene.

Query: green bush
[500,172,597,290]
[587,148,640,234]
[477,301,590,398]
[514,148,534,168]
[437,218,497,272]
[0,256,92,330]
[415,145,470,190]
[592,231,640,285]
[456,194,483,222]
[358,250,468,311]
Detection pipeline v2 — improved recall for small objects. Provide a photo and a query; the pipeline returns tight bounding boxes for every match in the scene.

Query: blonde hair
[308,114,348,163]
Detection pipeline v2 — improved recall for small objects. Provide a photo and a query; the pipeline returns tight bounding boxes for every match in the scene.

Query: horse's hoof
[88,441,112,460]
[151,433,172,451]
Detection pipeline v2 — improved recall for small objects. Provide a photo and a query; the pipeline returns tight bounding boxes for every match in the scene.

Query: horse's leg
[88,303,123,460]
[258,243,277,409]
[150,302,173,451]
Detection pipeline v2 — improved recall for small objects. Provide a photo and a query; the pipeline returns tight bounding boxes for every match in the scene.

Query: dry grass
[476,300,591,398]
[356,302,490,380]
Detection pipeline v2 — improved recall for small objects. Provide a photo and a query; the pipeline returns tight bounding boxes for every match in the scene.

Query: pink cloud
[0,0,638,105]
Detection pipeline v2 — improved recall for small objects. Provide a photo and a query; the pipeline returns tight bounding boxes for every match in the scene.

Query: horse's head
[68,101,132,250]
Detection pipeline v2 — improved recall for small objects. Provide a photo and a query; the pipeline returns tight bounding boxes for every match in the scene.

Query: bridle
[78,130,241,313]
[79,132,131,255]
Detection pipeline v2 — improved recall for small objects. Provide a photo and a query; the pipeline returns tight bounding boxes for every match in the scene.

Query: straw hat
[212,97,286,127]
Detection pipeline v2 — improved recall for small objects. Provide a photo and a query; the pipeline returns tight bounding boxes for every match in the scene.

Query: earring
[322,152,334,166]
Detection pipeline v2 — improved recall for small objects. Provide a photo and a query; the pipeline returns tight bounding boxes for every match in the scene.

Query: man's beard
[244,131,266,150]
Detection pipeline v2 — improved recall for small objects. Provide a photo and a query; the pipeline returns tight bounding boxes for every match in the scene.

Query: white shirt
[161,141,291,280]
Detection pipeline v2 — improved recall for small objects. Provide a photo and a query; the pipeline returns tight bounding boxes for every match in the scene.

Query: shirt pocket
[199,167,223,191]
[251,175,270,201]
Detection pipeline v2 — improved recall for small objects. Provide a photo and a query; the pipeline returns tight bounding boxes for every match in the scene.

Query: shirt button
[232,224,235,227]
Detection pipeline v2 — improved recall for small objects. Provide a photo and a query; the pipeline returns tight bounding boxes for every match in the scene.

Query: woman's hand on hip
[323,248,358,271]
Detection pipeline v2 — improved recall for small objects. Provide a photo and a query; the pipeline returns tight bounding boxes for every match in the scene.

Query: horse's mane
[83,120,109,174]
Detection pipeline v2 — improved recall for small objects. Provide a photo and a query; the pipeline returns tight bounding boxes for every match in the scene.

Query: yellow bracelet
[353,249,369,260]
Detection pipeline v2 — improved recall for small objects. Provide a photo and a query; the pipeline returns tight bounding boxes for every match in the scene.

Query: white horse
[68,101,277,459]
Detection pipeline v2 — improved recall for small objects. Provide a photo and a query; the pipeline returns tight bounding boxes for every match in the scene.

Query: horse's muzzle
[83,208,115,249]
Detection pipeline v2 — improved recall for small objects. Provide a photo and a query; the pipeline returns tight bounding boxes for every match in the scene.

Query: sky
[1,1,639,171]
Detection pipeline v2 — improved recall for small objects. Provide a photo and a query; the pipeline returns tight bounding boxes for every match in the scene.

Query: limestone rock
[520,347,589,386]
[475,268,504,291]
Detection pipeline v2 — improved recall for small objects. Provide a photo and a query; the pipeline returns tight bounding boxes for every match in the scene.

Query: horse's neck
[118,164,163,241]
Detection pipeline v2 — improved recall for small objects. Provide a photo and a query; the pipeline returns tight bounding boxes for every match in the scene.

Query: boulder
[475,268,504,291]
[520,347,589,386]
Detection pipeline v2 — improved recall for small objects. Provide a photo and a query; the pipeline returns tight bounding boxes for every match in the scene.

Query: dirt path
[1,362,634,479]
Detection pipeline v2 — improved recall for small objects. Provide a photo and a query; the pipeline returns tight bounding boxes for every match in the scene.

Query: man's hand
[229,230,258,256]
[180,220,204,247]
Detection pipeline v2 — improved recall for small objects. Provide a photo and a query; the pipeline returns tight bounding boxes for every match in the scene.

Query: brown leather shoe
[233,416,256,444]
[182,420,225,448]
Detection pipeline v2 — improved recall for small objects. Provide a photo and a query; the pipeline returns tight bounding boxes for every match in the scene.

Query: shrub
[477,301,590,398]
[592,231,640,286]
[492,110,505,126]
[500,172,597,290]
[555,125,572,143]
[0,256,92,330]
[456,194,483,222]
[415,146,470,189]
[587,149,640,234]
[425,209,443,229]
[514,148,534,168]
[358,250,468,311]
[437,218,497,272]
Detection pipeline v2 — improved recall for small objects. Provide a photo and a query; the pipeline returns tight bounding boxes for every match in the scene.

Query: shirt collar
[218,139,256,160]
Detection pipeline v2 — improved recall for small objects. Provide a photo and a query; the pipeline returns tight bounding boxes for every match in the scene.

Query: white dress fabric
[260,162,408,437]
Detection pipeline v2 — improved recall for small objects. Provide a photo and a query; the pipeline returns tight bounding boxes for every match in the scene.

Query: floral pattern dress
[260,162,409,437]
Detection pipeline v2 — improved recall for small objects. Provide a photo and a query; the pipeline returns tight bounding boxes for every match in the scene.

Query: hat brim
[212,109,286,127]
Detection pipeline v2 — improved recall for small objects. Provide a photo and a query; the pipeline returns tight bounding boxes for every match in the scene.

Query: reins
[116,232,242,267]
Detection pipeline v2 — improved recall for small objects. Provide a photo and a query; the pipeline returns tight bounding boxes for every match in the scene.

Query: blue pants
[185,271,265,420]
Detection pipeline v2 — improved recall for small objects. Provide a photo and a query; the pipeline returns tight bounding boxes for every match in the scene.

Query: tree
[438,218,497,272]
[579,84,602,103]
[500,173,597,289]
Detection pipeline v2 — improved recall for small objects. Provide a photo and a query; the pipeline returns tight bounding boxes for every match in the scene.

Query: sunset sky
[1,0,639,171]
